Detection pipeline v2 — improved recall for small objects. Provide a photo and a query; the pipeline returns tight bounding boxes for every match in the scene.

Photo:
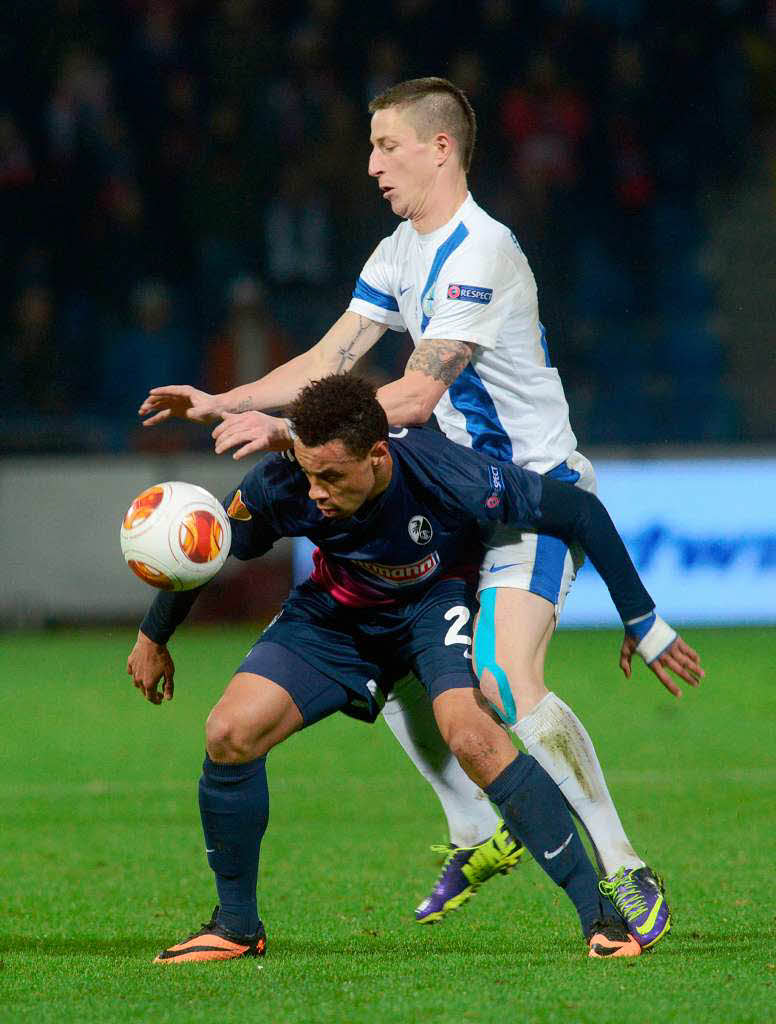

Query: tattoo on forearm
[406,340,473,385]
[336,316,376,373]
[228,398,254,413]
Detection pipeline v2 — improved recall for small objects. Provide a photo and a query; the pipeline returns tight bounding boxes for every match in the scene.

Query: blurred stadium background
[1,0,774,629]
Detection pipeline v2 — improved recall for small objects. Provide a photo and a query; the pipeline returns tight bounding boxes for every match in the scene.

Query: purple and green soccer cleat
[598,865,671,949]
[415,821,525,924]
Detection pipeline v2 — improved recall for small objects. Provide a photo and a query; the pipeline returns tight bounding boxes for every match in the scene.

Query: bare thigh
[205,672,304,763]
[474,587,556,722]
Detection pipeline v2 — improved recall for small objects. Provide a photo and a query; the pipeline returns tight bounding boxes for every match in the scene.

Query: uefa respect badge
[447,283,493,304]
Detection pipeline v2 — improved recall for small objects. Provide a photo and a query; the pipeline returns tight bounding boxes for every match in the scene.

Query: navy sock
[485,753,607,936]
[198,754,269,936]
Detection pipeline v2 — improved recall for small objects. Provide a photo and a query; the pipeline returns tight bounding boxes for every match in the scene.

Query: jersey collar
[414,193,475,249]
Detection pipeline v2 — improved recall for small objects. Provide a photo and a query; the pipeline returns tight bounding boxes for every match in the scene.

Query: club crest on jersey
[408,515,433,545]
[421,288,435,320]
[447,283,493,305]
[353,552,440,586]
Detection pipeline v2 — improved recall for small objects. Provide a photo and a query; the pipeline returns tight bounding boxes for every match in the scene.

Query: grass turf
[0,625,773,1023]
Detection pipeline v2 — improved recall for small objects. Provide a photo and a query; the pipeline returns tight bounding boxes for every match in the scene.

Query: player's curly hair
[369,77,477,172]
[286,375,388,458]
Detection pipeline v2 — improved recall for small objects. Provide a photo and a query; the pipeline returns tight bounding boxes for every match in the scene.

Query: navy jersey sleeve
[534,477,654,622]
[140,462,283,645]
[395,432,654,624]
[486,458,654,622]
[140,587,201,645]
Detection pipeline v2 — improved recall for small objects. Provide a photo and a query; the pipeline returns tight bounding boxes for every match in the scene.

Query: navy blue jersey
[141,427,654,643]
[223,428,540,607]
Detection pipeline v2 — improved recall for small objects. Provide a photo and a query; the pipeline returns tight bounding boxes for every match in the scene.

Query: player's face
[294,438,392,519]
[368,107,440,221]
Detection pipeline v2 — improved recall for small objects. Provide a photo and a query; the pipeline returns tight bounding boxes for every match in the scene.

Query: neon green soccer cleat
[599,865,671,949]
[415,821,525,924]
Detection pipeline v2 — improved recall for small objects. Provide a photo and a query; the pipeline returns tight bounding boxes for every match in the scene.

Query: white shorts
[477,451,597,619]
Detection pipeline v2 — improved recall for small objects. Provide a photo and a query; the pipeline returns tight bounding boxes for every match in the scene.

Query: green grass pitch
[1,625,774,1023]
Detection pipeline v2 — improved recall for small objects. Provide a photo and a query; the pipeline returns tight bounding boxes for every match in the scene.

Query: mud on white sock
[511,692,644,875]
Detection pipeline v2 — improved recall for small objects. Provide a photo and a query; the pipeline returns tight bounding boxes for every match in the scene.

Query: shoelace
[599,869,648,918]
[427,843,472,892]
[429,825,514,861]
[179,919,218,943]
[430,842,457,858]
[429,830,517,886]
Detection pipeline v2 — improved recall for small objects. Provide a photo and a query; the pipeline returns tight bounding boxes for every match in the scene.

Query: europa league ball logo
[408,515,433,545]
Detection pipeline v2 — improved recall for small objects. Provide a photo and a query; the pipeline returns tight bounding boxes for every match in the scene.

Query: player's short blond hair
[368,77,477,173]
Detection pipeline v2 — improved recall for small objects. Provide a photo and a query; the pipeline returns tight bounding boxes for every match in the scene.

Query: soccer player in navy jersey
[139,78,696,948]
[128,376,702,963]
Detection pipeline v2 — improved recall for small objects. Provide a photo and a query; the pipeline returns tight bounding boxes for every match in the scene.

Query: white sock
[511,692,644,875]
[382,674,500,847]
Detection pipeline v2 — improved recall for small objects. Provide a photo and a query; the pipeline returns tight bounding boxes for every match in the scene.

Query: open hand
[619,632,704,698]
[138,385,221,426]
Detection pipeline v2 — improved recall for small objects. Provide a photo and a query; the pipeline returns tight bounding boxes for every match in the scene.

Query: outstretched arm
[202,334,474,459]
[467,455,703,694]
[138,311,387,429]
[211,336,474,458]
[533,478,654,623]
[532,478,704,695]
[213,311,388,412]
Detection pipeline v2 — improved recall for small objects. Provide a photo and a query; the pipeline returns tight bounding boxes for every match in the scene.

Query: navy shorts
[237,577,477,726]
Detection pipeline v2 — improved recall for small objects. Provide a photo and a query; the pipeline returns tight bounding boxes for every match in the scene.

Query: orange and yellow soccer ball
[120,481,231,591]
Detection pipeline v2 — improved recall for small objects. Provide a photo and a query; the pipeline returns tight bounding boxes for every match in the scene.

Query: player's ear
[370,439,390,465]
[434,132,453,166]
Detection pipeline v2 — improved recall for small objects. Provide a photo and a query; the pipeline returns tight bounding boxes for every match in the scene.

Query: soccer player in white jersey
[140,77,695,949]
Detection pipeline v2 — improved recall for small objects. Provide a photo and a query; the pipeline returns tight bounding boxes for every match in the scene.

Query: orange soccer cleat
[587,917,642,958]
[153,907,267,963]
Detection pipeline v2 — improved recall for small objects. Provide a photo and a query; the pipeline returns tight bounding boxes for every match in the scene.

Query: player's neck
[411,180,469,235]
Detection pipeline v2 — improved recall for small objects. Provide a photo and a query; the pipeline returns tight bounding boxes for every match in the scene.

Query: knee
[205,708,256,763]
[444,724,482,765]
[477,665,548,723]
[477,669,517,726]
[444,720,510,779]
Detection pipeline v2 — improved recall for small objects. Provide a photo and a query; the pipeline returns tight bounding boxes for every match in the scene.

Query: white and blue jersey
[347,193,595,612]
[348,193,577,474]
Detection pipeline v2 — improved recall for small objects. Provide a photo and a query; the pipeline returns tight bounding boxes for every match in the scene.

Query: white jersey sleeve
[421,245,523,351]
[347,238,407,332]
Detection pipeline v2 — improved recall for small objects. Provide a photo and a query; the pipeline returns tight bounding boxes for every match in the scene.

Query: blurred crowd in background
[2,0,775,455]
